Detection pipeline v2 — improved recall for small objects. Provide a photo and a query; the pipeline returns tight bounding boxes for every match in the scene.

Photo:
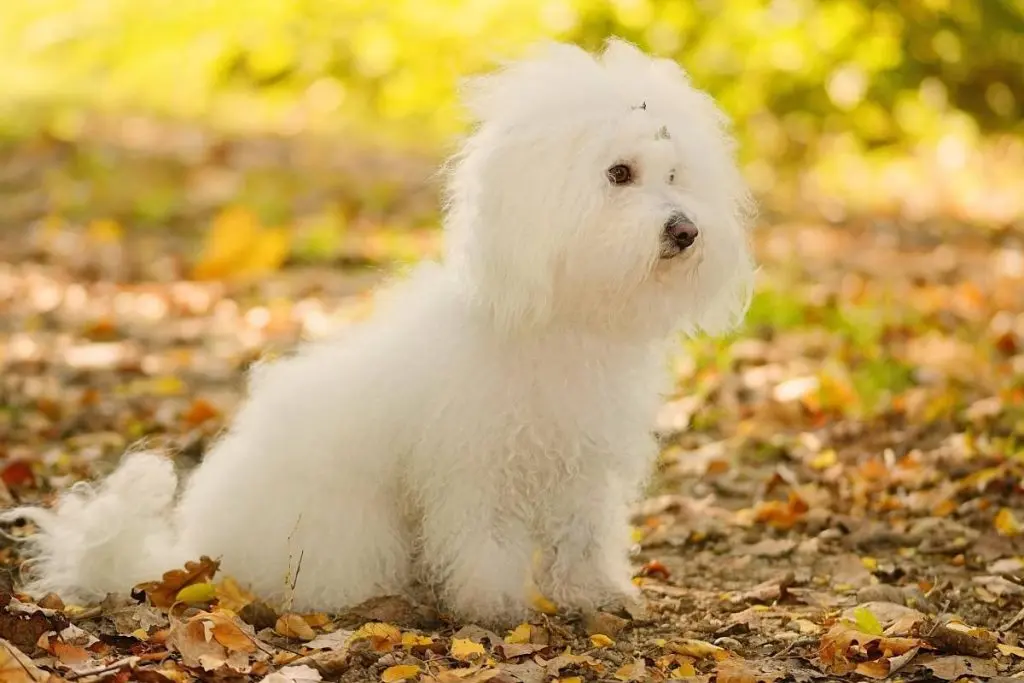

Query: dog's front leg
[422,491,533,625]
[537,474,640,613]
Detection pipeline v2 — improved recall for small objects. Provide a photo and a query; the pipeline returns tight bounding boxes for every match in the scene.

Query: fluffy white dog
[3,39,754,624]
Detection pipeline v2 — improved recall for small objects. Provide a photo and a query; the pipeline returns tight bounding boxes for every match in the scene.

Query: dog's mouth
[658,237,699,260]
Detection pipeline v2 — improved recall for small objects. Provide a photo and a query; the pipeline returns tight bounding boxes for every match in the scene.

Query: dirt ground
[0,140,1022,681]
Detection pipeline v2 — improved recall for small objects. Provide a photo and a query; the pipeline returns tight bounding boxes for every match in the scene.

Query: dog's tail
[0,452,189,603]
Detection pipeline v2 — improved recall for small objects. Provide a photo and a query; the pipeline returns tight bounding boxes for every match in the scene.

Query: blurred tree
[1,0,1021,168]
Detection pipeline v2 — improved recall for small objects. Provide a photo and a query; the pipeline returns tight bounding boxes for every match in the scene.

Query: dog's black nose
[665,213,698,250]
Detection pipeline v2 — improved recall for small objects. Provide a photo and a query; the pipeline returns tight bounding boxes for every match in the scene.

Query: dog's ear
[443,130,558,334]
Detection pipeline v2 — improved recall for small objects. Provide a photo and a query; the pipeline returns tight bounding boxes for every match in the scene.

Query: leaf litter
[0,137,1022,681]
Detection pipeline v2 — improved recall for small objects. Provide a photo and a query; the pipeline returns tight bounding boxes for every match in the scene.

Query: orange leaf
[135,556,221,609]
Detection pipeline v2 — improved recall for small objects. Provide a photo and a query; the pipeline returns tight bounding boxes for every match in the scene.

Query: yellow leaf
[87,218,123,244]
[240,227,291,277]
[176,582,216,604]
[215,576,255,612]
[667,639,726,660]
[671,660,697,678]
[505,624,532,644]
[810,449,837,470]
[860,556,878,571]
[352,622,402,652]
[401,632,432,648]
[450,638,486,662]
[995,508,1021,536]
[853,606,883,636]
[559,678,583,683]
[529,590,558,615]
[302,613,331,628]
[590,634,614,648]
[381,664,420,682]
[192,207,261,280]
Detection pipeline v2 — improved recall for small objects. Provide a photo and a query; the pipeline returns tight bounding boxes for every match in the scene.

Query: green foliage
[1,0,1021,165]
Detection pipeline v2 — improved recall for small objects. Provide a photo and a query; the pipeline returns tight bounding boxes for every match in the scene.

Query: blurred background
[0,1,1022,499]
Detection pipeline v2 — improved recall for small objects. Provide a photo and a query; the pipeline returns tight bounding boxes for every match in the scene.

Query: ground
[0,131,1022,682]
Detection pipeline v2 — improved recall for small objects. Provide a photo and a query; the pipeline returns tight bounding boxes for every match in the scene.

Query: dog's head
[444,39,756,339]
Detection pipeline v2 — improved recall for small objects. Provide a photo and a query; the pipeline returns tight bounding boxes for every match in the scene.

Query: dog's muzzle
[660,212,698,259]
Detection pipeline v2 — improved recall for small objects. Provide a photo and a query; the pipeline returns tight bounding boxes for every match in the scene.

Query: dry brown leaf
[916,654,998,680]
[205,610,257,653]
[275,614,316,641]
[752,492,809,530]
[50,640,92,668]
[214,576,255,612]
[818,624,923,675]
[613,659,646,681]
[135,556,221,609]
[0,638,51,682]
[167,609,259,673]
[714,659,759,683]
[262,664,323,683]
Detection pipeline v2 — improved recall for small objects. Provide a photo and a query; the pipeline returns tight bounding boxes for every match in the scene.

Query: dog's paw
[544,571,640,614]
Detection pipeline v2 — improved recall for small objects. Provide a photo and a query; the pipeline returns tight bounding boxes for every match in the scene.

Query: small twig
[68,606,104,623]
[1001,605,1024,632]
[290,549,305,592]
[63,656,139,680]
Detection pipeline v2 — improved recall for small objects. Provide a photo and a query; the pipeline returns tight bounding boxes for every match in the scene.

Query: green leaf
[853,606,883,636]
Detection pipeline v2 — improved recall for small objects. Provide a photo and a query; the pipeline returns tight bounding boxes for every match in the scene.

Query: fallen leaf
[852,606,883,635]
[167,609,259,674]
[715,659,758,683]
[818,624,922,675]
[401,632,432,648]
[306,629,353,651]
[381,664,420,682]
[590,634,613,648]
[917,654,998,680]
[215,576,255,612]
[0,638,50,682]
[50,641,92,669]
[451,637,486,662]
[182,399,220,427]
[994,507,1021,536]
[613,659,646,681]
[505,624,532,644]
[176,582,216,604]
[753,492,809,530]
[275,614,315,641]
[136,556,221,609]
[666,639,728,660]
[530,591,558,615]
[351,622,402,652]
[1,461,35,488]
[263,664,323,683]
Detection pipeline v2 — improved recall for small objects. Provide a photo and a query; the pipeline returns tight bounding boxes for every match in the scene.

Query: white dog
[3,39,754,624]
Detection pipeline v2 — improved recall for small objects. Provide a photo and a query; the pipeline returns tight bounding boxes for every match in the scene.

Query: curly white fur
[1,39,755,624]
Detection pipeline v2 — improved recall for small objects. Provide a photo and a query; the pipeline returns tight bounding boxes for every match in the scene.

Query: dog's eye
[607,164,633,186]
[668,170,676,183]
